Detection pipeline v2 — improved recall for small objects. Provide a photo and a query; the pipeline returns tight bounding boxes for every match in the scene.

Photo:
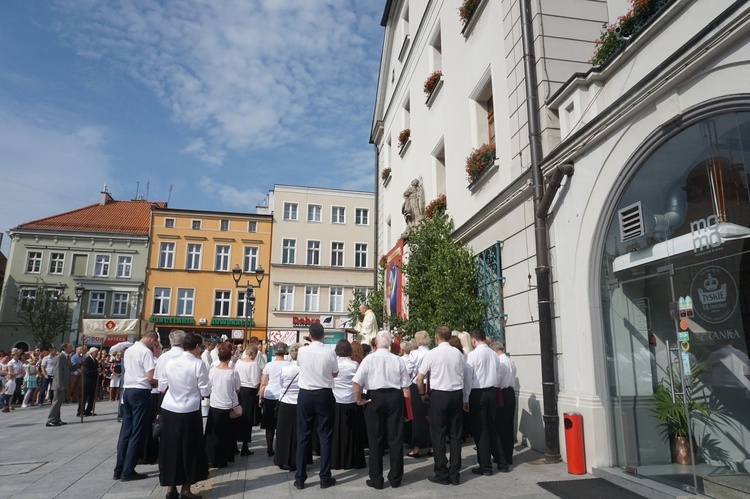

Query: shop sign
[231,330,244,339]
[269,330,298,344]
[149,316,195,325]
[690,265,737,323]
[293,316,321,327]
[211,318,254,327]
[83,335,128,346]
[690,215,721,253]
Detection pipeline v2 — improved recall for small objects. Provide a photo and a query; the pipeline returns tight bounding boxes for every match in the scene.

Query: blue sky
[0,1,384,254]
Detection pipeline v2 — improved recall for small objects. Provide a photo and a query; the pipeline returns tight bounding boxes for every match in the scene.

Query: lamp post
[231,264,265,348]
[73,283,86,346]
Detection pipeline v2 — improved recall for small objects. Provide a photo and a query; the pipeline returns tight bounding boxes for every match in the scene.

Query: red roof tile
[16,200,167,235]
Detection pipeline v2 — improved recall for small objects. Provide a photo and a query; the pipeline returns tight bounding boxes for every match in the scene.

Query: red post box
[564,412,586,474]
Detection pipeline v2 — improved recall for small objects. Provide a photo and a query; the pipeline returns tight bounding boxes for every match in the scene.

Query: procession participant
[406,331,432,458]
[352,331,411,489]
[331,339,366,470]
[235,343,261,455]
[417,325,465,486]
[491,341,517,470]
[258,342,290,456]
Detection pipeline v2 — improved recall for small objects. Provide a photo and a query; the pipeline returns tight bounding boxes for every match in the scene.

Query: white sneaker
[21,404,28,408]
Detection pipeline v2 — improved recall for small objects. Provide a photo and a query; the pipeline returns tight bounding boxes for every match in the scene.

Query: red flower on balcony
[398,128,411,148]
[423,70,443,95]
[465,143,496,184]
[381,167,392,182]
[425,194,447,219]
[459,0,480,26]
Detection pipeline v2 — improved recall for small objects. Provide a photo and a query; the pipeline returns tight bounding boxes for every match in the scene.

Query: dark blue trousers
[295,388,335,484]
[114,388,151,477]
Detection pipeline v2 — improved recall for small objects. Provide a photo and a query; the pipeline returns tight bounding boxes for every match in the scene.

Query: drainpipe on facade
[373,144,380,291]
[520,0,561,463]
[536,164,575,219]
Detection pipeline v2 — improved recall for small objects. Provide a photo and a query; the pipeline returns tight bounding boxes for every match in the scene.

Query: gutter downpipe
[373,144,380,290]
[520,0,561,462]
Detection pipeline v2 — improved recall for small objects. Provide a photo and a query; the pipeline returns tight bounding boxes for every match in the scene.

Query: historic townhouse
[144,208,272,345]
[374,0,750,496]
[0,188,162,350]
[257,185,374,345]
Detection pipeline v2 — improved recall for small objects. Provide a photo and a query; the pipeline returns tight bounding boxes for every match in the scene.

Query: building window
[331,206,346,224]
[307,241,320,265]
[305,286,319,312]
[214,290,231,317]
[237,291,253,317]
[88,292,106,315]
[307,204,322,222]
[26,251,42,274]
[279,285,294,311]
[329,287,344,312]
[283,202,299,221]
[331,242,344,267]
[112,293,129,316]
[355,208,369,225]
[355,243,368,268]
[117,256,132,278]
[215,245,230,271]
[19,289,37,308]
[94,255,110,277]
[282,239,296,264]
[49,253,65,275]
[248,221,257,233]
[186,244,202,270]
[165,218,175,228]
[192,220,202,230]
[354,287,370,299]
[220,219,229,231]
[159,242,175,269]
[153,288,171,315]
[487,95,495,148]
[243,247,258,272]
[176,288,195,316]
[72,254,88,276]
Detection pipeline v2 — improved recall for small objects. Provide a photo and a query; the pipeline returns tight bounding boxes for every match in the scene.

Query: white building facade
[258,185,375,343]
[373,0,750,496]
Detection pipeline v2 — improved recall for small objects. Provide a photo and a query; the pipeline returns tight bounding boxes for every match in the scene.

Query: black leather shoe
[366,479,383,490]
[320,478,336,489]
[46,422,62,427]
[427,476,450,485]
[240,447,253,456]
[293,481,305,490]
[113,473,121,480]
[120,472,148,481]
[451,478,460,486]
[165,491,178,499]
[389,479,401,488]
[497,464,510,473]
[267,448,274,457]
[471,467,492,476]
[60,421,68,425]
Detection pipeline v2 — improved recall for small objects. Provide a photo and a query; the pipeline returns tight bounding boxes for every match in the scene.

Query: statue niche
[401,178,425,241]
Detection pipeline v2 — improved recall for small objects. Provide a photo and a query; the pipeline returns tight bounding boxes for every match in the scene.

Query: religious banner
[384,240,404,318]
[268,330,299,345]
[83,318,146,335]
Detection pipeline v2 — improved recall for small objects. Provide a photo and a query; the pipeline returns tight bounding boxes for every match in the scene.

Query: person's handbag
[274,373,298,419]
[230,404,243,419]
[151,415,163,438]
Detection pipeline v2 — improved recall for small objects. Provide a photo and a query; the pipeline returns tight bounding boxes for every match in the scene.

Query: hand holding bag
[151,415,163,438]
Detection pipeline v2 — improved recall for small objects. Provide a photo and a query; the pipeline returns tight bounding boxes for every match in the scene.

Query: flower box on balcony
[465,143,497,190]
[425,193,447,219]
[424,71,443,107]
[381,167,392,186]
[398,129,411,157]
[460,0,488,38]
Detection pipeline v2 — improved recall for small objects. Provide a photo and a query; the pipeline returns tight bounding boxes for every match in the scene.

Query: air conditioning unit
[199,318,207,325]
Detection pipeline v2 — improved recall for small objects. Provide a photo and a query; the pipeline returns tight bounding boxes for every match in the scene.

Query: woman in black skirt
[273,343,311,470]
[205,342,241,468]
[257,343,290,456]
[234,344,261,455]
[331,339,366,469]
[159,333,210,499]
[407,331,433,458]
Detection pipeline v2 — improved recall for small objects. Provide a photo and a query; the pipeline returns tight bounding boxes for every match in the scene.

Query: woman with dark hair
[331,339,366,469]
[205,341,241,468]
[274,343,311,470]
[258,342,290,456]
[235,343,261,456]
[159,332,210,499]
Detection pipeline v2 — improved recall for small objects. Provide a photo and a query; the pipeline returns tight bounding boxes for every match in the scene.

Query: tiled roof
[15,200,167,235]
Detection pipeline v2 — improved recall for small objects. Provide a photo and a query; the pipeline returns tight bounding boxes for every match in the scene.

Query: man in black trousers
[491,341,516,469]
[294,323,339,490]
[352,330,411,489]
[417,325,466,486]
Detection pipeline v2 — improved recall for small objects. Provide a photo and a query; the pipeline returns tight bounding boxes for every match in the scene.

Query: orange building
[144,208,272,345]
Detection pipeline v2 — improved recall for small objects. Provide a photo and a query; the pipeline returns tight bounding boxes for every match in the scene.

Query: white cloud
[52,0,383,169]
[198,176,266,212]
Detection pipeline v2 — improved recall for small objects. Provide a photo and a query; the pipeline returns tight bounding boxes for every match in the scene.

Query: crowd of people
[1,322,517,496]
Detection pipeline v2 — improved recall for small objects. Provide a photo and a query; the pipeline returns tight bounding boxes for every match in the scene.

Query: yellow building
[144,208,273,345]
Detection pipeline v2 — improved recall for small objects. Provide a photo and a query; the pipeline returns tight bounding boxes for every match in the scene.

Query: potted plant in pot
[423,70,442,96]
[381,167,392,183]
[398,128,411,149]
[650,362,712,465]
[465,143,496,185]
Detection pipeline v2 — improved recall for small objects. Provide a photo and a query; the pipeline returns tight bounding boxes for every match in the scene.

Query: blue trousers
[295,388,335,484]
[114,388,151,477]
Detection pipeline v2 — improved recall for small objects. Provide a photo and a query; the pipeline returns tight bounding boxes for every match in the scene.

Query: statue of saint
[401,178,425,239]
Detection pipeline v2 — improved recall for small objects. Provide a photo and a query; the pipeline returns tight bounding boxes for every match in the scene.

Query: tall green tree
[16,282,70,349]
[402,214,484,339]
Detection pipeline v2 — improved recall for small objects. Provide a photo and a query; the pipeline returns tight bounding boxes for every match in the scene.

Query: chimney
[100,184,114,205]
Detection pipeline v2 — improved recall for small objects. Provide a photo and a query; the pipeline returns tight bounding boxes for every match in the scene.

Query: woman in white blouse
[158,333,210,499]
[234,343,261,456]
[205,341,241,469]
[407,330,433,458]
[257,342,290,456]
[331,339,366,470]
[273,343,311,470]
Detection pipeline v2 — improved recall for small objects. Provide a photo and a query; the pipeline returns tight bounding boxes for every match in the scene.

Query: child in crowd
[1,373,16,412]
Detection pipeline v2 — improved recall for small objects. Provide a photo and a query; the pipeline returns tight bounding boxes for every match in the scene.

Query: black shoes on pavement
[120,472,149,481]
[471,467,493,476]
[320,478,336,489]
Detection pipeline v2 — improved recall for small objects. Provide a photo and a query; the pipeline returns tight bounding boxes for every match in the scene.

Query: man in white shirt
[354,304,378,346]
[155,330,185,393]
[114,331,158,482]
[353,330,411,490]
[38,348,58,406]
[201,340,215,370]
[294,323,338,490]
[417,325,465,486]
[466,329,507,476]
[491,341,517,468]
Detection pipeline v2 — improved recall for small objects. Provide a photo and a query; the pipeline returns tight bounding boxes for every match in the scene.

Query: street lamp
[231,264,265,347]
[74,283,85,346]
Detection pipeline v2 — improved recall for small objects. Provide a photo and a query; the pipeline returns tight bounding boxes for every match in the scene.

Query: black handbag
[151,415,163,438]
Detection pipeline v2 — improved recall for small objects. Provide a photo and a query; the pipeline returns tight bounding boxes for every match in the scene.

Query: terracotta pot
[670,435,698,465]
